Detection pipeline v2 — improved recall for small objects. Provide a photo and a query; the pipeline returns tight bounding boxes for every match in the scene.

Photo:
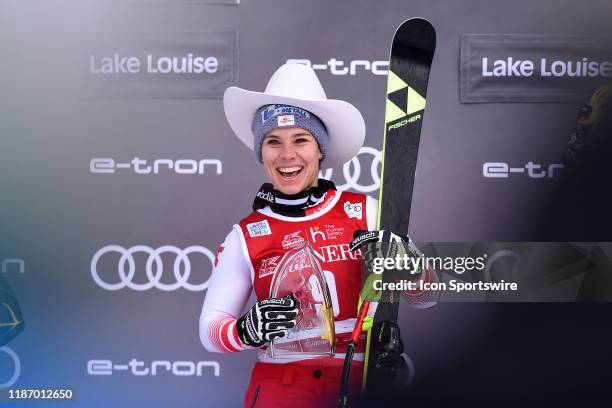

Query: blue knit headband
[252,104,329,162]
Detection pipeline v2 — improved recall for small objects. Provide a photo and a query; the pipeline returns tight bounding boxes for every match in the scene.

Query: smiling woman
[261,129,322,195]
[199,63,377,408]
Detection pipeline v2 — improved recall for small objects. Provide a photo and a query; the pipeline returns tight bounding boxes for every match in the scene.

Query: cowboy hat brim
[223,86,365,169]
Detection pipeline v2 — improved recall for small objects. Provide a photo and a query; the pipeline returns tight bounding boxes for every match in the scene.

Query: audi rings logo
[320,147,382,193]
[91,245,214,292]
[0,347,21,388]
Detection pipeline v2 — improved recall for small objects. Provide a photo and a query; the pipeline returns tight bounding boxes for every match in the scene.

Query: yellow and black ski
[364,17,436,401]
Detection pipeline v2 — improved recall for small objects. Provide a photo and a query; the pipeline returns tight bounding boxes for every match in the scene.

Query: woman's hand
[349,230,417,271]
[349,230,409,252]
[236,295,299,347]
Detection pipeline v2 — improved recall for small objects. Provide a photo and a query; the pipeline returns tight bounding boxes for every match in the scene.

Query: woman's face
[261,127,322,195]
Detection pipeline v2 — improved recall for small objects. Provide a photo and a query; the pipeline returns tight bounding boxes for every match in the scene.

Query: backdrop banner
[460,34,612,103]
[87,30,238,99]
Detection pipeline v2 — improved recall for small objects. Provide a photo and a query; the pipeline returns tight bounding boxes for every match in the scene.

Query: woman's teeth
[278,167,303,178]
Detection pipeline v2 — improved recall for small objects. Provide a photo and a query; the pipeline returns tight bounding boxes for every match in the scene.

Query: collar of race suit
[252,179,337,217]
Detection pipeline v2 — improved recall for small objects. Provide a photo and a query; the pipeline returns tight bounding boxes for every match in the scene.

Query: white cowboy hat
[223,63,366,169]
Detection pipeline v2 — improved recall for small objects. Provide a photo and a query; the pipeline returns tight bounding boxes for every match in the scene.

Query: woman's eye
[266,139,280,145]
[295,138,309,144]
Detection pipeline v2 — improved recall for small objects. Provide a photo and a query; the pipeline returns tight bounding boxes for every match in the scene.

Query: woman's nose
[279,143,297,159]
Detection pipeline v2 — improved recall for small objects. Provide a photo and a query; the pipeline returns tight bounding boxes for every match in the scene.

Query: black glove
[236,295,299,347]
[351,230,440,308]
[349,230,408,252]
[350,230,417,271]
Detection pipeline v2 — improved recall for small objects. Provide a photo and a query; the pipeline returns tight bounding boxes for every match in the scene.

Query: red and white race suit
[200,190,378,407]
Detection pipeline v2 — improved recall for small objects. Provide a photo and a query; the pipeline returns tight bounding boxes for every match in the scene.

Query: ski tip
[392,17,436,51]
[399,17,434,26]
[396,17,435,32]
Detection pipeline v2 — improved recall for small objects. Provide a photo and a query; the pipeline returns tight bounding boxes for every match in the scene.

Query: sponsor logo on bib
[343,201,362,220]
[258,256,280,278]
[282,231,304,249]
[247,220,272,237]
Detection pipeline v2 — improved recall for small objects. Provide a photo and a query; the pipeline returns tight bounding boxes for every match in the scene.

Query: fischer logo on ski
[386,71,427,131]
